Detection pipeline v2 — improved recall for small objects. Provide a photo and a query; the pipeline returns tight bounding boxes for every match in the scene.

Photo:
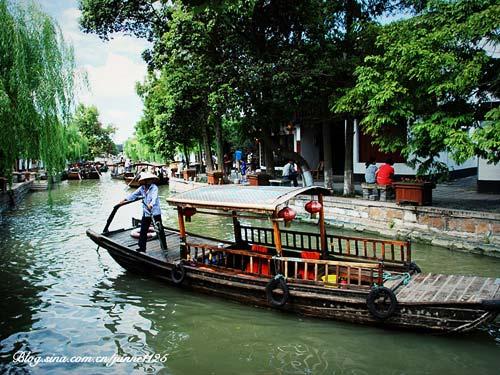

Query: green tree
[336,0,500,176]
[71,104,117,158]
[0,0,76,177]
[64,123,89,162]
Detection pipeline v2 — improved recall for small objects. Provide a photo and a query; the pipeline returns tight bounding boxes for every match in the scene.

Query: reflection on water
[0,177,499,374]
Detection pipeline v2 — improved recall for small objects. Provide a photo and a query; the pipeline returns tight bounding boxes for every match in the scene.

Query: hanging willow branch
[0,0,76,178]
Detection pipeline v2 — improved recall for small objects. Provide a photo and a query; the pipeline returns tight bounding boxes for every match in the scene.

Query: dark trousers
[284,172,299,187]
[139,215,167,251]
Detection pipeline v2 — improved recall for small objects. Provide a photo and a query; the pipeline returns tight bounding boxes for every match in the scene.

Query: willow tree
[0,0,75,177]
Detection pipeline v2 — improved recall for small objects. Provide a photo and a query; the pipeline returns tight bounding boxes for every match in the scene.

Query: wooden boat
[124,172,141,188]
[86,186,500,333]
[124,163,169,188]
[81,163,102,179]
[67,168,82,180]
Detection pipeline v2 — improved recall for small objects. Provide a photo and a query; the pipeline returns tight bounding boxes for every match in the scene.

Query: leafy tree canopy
[70,104,117,159]
[336,0,500,175]
[0,0,76,176]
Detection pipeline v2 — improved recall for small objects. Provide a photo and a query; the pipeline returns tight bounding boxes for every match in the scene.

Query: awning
[166,185,330,214]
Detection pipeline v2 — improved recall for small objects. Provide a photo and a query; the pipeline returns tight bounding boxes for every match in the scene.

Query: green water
[0,177,499,374]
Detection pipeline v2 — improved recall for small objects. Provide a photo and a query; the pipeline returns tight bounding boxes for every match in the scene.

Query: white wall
[298,124,320,169]
[478,158,500,181]
[353,122,477,176]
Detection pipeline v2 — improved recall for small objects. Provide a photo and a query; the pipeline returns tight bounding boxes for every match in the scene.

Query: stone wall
[0,180,33,215]
[291,195,500,257]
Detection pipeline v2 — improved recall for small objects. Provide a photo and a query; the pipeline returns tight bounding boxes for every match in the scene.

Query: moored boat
[123,162,169,188]
[67,167,82,180]
[87,185,500,333]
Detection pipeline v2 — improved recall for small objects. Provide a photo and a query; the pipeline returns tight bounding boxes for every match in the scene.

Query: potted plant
[207,170,224,185]
[393,178,435,206]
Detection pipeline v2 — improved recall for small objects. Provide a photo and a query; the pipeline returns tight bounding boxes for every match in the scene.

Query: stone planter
[247,173,270,186]
[207,171,224,185]
[393,182,434,206]
[183,169,196,181]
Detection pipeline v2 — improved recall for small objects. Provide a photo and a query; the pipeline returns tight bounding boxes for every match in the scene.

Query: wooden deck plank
[444,275,465,302]
[397,273,442,303]
[414,274,445,303]
[395,273,426,300]
[457,276,476,302]
[469,278,491,302]
[430,275,455,302]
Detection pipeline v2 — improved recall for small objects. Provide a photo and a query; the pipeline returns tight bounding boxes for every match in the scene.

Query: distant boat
[81,163,102,179]
[123,162,169,188]
[67,167,82,180]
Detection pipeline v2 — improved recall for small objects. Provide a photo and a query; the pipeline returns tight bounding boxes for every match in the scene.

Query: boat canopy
[166,185,330,214]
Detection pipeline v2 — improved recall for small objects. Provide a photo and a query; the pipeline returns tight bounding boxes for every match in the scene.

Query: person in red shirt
[376,158,395,185]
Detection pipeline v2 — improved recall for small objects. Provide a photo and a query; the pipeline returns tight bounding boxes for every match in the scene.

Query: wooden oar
[127,172,140,187]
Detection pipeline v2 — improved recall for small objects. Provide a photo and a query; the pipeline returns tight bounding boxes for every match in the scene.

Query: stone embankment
[0,180,33,215]
[292,195,500,257]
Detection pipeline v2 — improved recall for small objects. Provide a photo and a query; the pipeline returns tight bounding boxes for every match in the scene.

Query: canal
[1,178,499,374]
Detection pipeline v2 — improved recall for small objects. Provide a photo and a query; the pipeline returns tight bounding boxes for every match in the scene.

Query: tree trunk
[260,135,313,185]
[201,123,214,172]
[322,121,334,190]
[213,115,224,173]
[343,119,355,195]
[264,142,275,177]
[183,144,190,169]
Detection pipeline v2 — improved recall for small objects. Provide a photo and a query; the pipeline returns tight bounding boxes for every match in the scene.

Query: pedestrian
[365,157,378,184]
[119,172,167,252]
[282,159,299,187]
[376,158,395,185]
[223,153,232,175]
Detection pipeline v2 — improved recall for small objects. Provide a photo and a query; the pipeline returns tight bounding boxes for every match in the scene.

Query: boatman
[119,172,167,253]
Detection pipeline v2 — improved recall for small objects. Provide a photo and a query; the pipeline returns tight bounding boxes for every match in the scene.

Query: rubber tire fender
[409,261,422,274]
[265,277,289,307]
[366,286,398,320]
[171,263,186,285]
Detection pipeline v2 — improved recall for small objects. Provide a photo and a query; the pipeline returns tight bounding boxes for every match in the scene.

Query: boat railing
[185,242,273,277]
[185,242,383,287]
[276,256,382,287]
[239,224,411,265]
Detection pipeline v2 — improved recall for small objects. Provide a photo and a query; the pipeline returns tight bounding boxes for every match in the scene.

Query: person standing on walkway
[365,157,378,184]
[119,172,166,252]
[283,159,299,187]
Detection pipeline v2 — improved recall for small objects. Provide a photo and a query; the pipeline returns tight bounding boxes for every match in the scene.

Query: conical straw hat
[138,171,159,184]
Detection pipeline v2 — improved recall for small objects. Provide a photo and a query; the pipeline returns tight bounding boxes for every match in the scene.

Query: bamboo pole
[318,194,327,259]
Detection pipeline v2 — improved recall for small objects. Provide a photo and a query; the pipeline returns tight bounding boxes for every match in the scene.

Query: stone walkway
[314,176,500,213]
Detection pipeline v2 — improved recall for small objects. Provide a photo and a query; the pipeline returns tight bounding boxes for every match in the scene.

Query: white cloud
[38,0,150,143]
[83,53,146,98]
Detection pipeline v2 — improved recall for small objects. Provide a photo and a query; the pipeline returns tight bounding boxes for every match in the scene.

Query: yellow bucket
[321,275,337,284]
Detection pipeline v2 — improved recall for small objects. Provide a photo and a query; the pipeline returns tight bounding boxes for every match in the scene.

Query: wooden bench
[269,179,291,187]
[361,183,393,201]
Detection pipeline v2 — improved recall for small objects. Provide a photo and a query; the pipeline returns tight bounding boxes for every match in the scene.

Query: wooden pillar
[272,217,283,275]
[177,206,187,259]
[318,194,327,259]
[272,219,283,255]
[232,211,242,244]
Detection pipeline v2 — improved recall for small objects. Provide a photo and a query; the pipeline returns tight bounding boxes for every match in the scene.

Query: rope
[381,271,412,286]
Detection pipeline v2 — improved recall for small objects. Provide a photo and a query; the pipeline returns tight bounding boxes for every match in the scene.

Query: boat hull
[87,229,498,333]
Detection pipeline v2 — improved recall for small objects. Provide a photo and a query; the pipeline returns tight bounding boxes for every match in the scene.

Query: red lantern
[278,207,296,227]
[183,207,197,222]
[305,200,322,218]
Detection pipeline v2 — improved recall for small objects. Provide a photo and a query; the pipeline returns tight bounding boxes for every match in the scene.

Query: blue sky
[38,0,150,144]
